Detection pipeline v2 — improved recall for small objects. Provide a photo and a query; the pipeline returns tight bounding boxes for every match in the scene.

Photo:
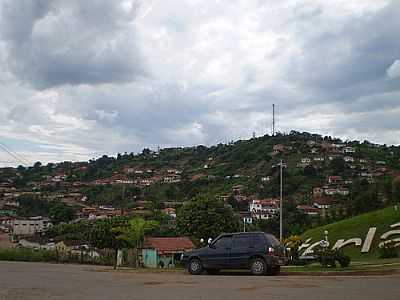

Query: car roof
[220,231,266,236]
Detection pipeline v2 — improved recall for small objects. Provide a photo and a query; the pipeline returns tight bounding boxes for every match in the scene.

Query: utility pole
[279,159,283,242]
[272,104,275,136]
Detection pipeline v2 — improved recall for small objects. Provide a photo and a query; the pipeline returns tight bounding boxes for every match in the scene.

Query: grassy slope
[302,206,400,261]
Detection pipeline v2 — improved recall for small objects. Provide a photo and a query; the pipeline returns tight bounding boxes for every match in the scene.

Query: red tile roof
[142,237,194,254]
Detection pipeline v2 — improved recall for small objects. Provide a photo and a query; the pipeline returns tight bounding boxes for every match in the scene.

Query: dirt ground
[1,261,400,300]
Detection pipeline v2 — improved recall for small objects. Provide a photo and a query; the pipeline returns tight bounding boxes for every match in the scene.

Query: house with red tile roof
[142,237,194,268]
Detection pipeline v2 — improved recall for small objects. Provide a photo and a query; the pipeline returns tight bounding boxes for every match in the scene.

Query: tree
[329,157,346,175]
[303,165,317,177]
[115,218,159,267]
[89,217,129,269]
[176,195,239,242]
[49,203,75,224]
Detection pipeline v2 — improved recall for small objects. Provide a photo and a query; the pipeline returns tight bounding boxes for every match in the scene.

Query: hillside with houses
[1,131,400,248]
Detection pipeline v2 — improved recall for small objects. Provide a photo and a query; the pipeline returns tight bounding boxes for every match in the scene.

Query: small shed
[142,237,194,268]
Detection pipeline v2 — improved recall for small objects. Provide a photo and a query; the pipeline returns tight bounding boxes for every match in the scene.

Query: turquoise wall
[142,249,158,268]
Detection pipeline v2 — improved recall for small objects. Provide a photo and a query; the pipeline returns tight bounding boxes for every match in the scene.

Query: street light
[279,159,283,242]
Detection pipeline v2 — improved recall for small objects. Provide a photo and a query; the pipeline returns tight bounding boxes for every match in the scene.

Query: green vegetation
[0,248,114,265]
[176,195,240,241]
[16,195,77,224]
[302,206,400,260]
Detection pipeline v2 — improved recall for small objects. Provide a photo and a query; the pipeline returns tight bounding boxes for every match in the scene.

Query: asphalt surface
[0,261,399,300]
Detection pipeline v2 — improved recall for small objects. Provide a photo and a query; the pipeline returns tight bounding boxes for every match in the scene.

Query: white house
[343,147,356,153]
[250,199,279,220]
[344,156,354,162]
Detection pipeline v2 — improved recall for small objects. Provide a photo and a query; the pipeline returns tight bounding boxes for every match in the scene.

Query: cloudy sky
[0,0,399,166]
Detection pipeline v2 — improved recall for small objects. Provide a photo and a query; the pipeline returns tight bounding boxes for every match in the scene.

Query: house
[343,147,356,154]
[12,217,52,236]
[327,176,342,184]
[306,140,316,147]
[324,188,338,196]
[18,236,55,251]
[55,240,100,258]
[163,175,181,184]
[313,187,324,197]
[142,237,194,268]
[261,176,272,183]
[313,198,332,209]
[313,157,325,162]
[337,187,349,196]
[250,199,279,220]
[273,144,286,153]
[163,208,176,219]
[344,156,354,162]
[296,205,319,216]
[240,212,253,224]
[218,195,230,202]
[232,185,244,195]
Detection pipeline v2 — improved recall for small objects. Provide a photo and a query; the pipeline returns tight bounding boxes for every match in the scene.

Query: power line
[0,143,31,166]
[0,142,31,165]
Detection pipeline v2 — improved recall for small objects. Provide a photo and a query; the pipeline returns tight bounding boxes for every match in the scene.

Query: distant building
[250,199,279,220]
[296,205,319,216]
[12,217,52,236]
[313,198,332,209]
[343,147,356,154]
[327,176,343,184]
[313,187,324,197]
[344,156,354,162]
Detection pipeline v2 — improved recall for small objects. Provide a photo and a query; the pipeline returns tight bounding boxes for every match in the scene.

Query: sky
[0,0,399,167]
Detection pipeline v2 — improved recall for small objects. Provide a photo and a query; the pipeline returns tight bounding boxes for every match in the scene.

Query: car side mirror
[209,244,215,249]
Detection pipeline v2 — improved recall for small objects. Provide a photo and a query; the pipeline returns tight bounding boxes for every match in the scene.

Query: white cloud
[387,60,400,79]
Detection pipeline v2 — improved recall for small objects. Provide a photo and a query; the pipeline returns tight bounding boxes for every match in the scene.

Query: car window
[252,234,266,248]
[213,236,232,249]
[265,234,280,246]
[232,235,252,248]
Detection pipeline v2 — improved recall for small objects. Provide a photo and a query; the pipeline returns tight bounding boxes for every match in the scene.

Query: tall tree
[176,194,239,242]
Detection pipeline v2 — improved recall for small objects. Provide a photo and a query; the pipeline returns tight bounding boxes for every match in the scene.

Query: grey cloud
[0,0,146,89]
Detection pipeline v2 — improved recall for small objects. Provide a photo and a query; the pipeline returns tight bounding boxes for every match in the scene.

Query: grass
[301,206,400,261]
[282,258,400,274]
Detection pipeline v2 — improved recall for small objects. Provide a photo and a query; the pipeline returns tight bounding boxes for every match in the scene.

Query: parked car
[181,232,285,275]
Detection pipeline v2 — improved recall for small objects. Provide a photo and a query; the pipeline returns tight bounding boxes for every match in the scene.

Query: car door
[204,235,232,268]
[230,234,253,268]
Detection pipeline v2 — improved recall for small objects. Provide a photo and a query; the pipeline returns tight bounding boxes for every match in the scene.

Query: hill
[301,206,400,260]
[1,130,400,237]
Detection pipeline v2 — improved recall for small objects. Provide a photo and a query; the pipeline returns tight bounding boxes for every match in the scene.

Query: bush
[314,247,351,268]
[0,248,58,263]
[379,241,399,259]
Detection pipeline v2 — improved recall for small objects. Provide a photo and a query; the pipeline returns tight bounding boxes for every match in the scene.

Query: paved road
[0,261,399,300]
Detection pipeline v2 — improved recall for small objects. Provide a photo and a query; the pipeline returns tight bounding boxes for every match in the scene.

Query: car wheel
[205,269,220,275]
[267,266,281,276]
[188,258,203,275]
[250,258,267,276]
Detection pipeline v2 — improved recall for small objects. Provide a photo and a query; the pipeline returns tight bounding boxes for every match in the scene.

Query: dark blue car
[181,232,285,275]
